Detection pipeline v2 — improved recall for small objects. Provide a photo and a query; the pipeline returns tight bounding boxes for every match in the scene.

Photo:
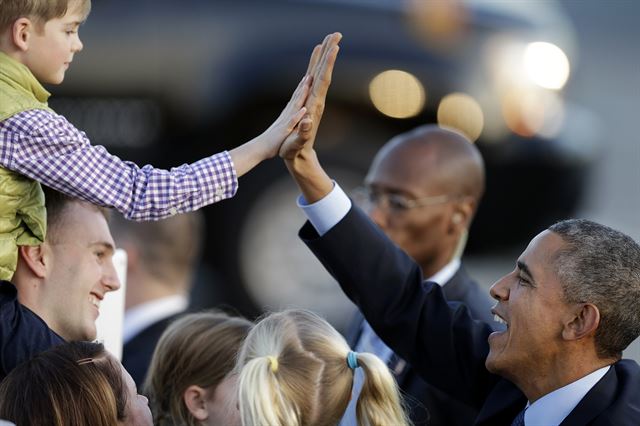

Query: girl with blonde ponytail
[235,309,409,426]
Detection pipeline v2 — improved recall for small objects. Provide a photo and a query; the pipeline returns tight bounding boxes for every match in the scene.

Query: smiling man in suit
[278,50,640,423]
[341,124,497,426]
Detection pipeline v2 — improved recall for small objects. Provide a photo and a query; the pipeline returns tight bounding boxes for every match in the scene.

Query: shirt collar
[123,295,188,344]
[524,365,611,425]
[429,258,461,287]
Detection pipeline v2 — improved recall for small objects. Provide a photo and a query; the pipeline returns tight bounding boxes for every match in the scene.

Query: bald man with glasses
[342,125,498,426]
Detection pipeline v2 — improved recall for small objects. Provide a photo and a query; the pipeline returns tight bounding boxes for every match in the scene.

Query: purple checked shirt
[0,110,238,220]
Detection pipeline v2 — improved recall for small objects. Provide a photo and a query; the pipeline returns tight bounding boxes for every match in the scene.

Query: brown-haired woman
[145,310,252,425]
[0,341,152,426]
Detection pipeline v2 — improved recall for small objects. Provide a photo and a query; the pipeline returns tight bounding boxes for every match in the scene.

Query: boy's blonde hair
[236,309,410,426]
[144,310,252,426]
[0,0,91,33]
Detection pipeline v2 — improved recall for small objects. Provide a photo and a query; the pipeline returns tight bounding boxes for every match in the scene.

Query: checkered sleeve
[0,110,238,220]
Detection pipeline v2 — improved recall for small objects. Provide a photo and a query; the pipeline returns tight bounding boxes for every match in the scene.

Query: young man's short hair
[0,0,91,33]
[42,185,110,241]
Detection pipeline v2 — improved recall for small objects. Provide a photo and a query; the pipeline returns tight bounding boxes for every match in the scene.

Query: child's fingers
[290,75,312,109]
[288,107,308,131]
[293,75,312,109]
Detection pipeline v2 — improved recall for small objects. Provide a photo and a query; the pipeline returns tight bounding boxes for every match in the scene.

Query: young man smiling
[0,187,120,380]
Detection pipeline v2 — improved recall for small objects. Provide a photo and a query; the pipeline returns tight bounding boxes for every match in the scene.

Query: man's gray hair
[549,219,640,359]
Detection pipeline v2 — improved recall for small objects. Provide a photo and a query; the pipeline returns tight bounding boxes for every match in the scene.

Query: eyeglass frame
[351,186,457,212]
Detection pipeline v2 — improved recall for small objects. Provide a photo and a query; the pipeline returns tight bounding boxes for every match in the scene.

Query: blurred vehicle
[50,0,596,325]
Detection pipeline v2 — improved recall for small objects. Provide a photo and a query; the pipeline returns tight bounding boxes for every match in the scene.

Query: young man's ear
[17,244,47,278]
[11,17,34,52]
[183,385,210,421]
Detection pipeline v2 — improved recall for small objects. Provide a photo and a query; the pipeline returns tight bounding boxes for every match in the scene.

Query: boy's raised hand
[228,32,340,178]
[260,73,312,158]
[279,32,342,160]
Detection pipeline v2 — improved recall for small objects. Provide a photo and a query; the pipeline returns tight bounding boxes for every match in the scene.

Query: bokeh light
[523,42,570,90]
[405,0,468,48]
[501,88,565,138]
[369,70,426,119]
[437,92,484,142]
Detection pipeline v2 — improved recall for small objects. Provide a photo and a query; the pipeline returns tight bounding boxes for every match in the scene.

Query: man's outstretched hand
[279,32,342,161]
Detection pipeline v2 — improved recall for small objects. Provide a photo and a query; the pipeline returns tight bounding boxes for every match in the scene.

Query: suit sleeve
[299,205,500,408]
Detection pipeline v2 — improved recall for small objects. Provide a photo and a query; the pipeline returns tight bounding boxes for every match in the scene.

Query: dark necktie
[510,407,526,426]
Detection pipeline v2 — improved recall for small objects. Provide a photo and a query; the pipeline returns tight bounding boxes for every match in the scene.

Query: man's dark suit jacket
[346,266,495,425]
[300,206,640,425]
[0,281,64,381]
[122,312,183,388]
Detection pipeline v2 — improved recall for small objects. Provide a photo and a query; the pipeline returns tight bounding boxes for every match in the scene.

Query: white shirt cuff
[297,181,352,236]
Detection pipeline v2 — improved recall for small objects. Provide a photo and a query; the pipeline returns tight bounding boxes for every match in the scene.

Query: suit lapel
[559,365,617,425]
[439,264,466,301]
[474,380,527,426]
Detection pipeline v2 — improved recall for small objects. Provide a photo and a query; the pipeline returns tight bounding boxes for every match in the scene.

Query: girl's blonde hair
[144,310,252,426]
[236,309,409,426]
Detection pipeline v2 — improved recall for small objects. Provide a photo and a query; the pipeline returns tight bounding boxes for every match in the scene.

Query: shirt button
[169,207,178,216]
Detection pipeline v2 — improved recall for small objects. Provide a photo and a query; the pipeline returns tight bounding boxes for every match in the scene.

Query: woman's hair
[235,309,409,426]
[0,341,127,426]
[144,310,252,426]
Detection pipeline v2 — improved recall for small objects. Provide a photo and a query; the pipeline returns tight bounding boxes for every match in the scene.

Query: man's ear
[562,303,600,341]
[11,17,34,52]
[183,385,210,421]
[448,198,474,234]
[18,244,47,279]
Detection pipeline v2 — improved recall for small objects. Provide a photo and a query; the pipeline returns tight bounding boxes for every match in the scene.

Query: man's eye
[95,251,105,259]
[517,276,529,286]
[388,196,407,210]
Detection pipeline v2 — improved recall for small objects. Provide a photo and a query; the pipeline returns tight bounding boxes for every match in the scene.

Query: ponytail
[355,352,410,426]
[238,350,323,426]
[235,310,408,426]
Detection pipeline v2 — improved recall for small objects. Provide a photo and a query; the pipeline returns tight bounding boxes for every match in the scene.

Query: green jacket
[0,52,49,280]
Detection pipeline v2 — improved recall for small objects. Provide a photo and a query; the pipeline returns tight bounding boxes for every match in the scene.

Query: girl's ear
[184,385,210,421]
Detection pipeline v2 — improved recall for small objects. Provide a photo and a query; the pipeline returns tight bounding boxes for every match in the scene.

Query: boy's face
[22,7,85,84]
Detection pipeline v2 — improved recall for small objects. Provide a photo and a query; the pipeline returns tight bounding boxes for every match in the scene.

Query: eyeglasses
[352,186,454,212]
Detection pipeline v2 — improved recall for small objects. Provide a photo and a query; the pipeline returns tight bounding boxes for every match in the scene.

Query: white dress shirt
[524,366,610,425]
[123,295,188,344]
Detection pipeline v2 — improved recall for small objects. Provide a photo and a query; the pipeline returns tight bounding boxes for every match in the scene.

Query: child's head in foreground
[0,0,91,84]
[235,309,409,426]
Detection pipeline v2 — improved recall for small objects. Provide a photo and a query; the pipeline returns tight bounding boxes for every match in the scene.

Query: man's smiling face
[486,230,575,383]
[39,201,120,341]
